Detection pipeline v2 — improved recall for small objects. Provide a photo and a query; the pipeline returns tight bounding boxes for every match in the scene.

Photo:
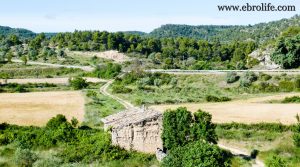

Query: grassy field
[111,72,300,105]
[0,62,86,79]
[83,88,125,128]
[0,91,85,126]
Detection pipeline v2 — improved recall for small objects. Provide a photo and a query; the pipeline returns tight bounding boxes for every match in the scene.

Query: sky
[0,0,299,33]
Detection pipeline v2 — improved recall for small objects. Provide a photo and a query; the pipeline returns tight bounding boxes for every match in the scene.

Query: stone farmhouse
[101,107,163,153]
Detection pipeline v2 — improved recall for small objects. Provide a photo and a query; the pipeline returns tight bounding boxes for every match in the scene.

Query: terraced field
[0,91,85,126]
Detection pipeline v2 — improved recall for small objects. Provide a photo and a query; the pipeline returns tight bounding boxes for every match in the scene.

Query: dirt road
[99,80,136,109]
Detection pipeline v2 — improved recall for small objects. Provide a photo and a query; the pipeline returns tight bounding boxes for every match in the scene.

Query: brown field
[0,91,85,126]
[150,93,300,125]
[0,77,107,85]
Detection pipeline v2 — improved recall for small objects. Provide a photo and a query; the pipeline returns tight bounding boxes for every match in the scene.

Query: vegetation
[0,115,156,166]
[226,72,239,83]
[162,107,218,148]
[92,62,121,79]
[293,115,300,147]
[271,32,300,69]
[69,77,88,90]
[83,89,124,127]
[205,95,231,102]
[161,107,232,167]
[0,63,85,79]
[282,96,300,103]
[0,82,66,93]
[161,141,231,167]
[148,15,300,43]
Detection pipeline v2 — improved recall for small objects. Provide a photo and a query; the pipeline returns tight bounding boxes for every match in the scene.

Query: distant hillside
[0,26,36,38]
[148,15,300,43]
[122,31,147,36]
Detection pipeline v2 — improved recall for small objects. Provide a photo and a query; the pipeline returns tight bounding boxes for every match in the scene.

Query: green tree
[69,77,88,90]
[161,141,231,167]
[21,55,28,65]
[162,107,218,150]
[6,50,13,63]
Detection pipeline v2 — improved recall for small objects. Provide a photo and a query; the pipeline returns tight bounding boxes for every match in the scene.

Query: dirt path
[218,143,265,167]
[151,92,300,125]
[99,79,136,109]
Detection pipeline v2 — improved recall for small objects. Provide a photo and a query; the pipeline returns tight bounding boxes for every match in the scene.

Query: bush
[33,157,62,167]
[162,107,217,150]
[265,154,287,167]
[69,77,88,90]
[46,114,69,129]
[259,73,272,81]
[162,141,232,167]
[205,95,231,102]
[293,115,300,147]
[15,85,27,93]
[14,148,38,167]
[226,72,239,83]
[93,63,121,79]
[295,78,300,89]
[240,72,257,87]
[279,81,294,92]
[282,96,300,103]
[111,85,132,93]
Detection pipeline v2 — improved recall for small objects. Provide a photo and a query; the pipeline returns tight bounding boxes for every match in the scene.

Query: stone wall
[111,115,163,153]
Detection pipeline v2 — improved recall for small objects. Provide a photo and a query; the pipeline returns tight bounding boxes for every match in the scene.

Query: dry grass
[0,91,85,126]
[150,93,300,125]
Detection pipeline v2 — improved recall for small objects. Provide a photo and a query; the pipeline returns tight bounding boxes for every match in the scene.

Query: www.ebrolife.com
[218,3,296,12]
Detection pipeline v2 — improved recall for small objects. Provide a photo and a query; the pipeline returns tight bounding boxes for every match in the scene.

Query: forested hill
[148,15,300,43]
[0,26,36,39]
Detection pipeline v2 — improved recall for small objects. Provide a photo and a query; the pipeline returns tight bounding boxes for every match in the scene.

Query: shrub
[93,63,121,79]
[33,157,62,167]
[15,85,27,93]
[111,85,132,93]
[205,95,231,102]
[162,141,232,167]
[293,115,300,147]
[162,107,217,150]
[240,71,257,87]
[279,81,294,92]
[46,114,69,129]
[14,148,38,167]
[69,77,88,90]
[265,154,287,167]
[282,96,300,103]
[259,73,272,81]
[295,78,300,89]
[226,72,240,83]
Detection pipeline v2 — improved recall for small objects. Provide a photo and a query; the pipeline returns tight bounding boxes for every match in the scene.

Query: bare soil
[0,91,85,126]
[150,93,300,125]
[68,50,130,63]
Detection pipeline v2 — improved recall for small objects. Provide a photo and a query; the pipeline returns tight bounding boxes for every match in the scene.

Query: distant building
[102,108,163,153]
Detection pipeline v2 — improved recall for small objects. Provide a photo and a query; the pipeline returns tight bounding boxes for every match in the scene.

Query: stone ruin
[101,107,163,153]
